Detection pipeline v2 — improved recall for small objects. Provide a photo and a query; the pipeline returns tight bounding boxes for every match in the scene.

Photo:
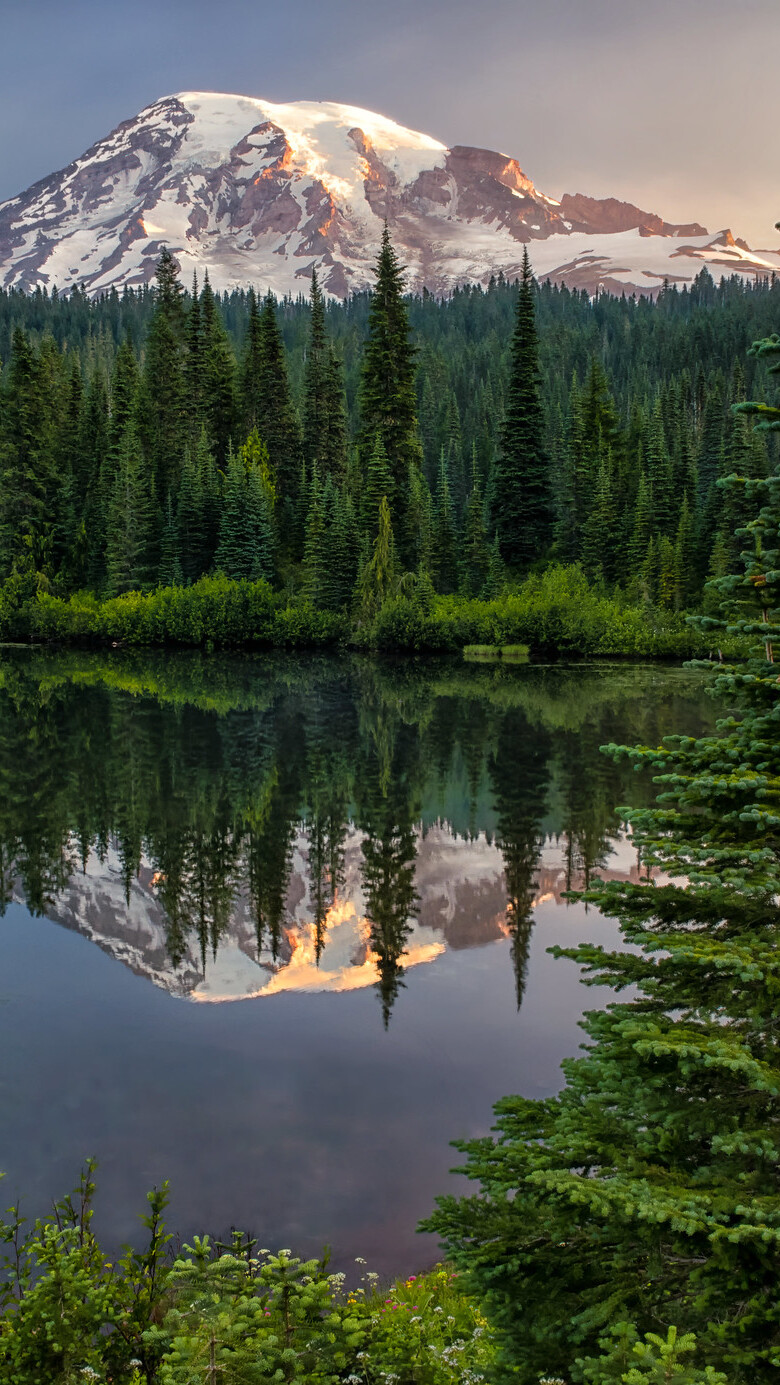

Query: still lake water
[0,650,714,1273]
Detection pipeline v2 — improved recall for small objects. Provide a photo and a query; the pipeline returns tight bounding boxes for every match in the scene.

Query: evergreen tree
[141,248,186,499]
[0,329,57,574]
[432,449,459,594]
[254,291,302,506]
[463,466,490,597]
[184,272,204,437]
[303,269,348,482]
[199,275,236,465]
[302,464,327,606]
[356,496,397,623]
[491,247,551,570]
[105,419,153,595]
[159,492,182,587]
[215,450,254,580]
[176,445,206,584]
[358,225,423,541]
[360,434,393,538]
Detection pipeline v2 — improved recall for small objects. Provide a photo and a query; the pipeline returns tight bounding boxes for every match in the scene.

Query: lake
[0,650,714,1275]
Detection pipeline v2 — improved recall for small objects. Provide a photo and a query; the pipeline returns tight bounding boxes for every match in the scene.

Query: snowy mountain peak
[1,90,777,299]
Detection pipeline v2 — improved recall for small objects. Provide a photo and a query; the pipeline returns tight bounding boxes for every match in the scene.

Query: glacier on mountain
[0,90,777,298]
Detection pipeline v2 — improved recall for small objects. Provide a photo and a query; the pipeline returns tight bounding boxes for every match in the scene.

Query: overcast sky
[1,0,777,246]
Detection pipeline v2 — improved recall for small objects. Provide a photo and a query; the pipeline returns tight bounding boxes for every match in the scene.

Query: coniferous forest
[1,231,779,650]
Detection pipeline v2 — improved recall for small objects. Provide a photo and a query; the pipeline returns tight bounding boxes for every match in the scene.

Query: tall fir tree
[432,448,459,594]
[0,329,58,574]
[199,274,236,466]
[358,225,423,547]
[302,269,348,482]
[491,247,551,570]
[105,419,154,595]
[141,248,186,501]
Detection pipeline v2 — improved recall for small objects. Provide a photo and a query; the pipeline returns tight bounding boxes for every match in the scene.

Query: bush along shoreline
[0,565,729,660]
[0,1168,724,1385]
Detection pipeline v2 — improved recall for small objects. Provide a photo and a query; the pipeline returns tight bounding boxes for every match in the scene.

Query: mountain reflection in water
[0,651,714,1027]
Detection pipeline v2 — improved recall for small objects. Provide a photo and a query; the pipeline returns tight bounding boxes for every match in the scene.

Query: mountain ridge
[1,90,777,298]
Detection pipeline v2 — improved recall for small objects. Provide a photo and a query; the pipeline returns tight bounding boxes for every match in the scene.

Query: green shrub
[0,565,740,658]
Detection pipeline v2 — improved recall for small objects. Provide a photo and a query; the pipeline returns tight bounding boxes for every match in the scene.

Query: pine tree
[405,461,434,574]
[360,434,393,539]
[302,269,348,482]
[628,471,653,578]
[491,247,551,570]
[358,225,423,542]
[176,446,206,584]
[105,420,153,595]
[245,463,274,583]
[432,448,459,594]
[580,459,615,584]
[108,337,140,464]
[197,428,221,573]
[0,329,60,575]
[482,535,506,599]
[240,286,263,433]
[253,291,302,506]
[215,450,254,580]
[184,272,204,438]
[302,464,327,606]
[672,493,695,611]
[159,492,182,587]
[463,467,490,597]
[356,496,397,623]
[141,248,186,500]
[199,275,236,466]
[646,397,674,537]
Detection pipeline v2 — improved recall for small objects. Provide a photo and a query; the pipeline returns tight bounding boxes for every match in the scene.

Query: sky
[1,0,777,246]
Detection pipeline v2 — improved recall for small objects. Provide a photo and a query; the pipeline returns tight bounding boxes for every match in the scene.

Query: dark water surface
[0,651,714,1273]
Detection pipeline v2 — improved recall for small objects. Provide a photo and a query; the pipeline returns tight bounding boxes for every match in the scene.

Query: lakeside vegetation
[0,563,716,657]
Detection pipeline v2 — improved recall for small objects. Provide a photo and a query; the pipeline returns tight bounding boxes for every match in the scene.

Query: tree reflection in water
[0,651,712,1024]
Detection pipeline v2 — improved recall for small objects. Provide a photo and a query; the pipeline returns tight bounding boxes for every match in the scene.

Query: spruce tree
[105,419,153,595]
[463,466,490,597]
[491,247,551,570]
[360,434,393,539]
[254,291,302,506]
[184,272,204,438]
[358,225,423,543]
[302,464,327,606]
[176,446,206,584]
[356,496,397,623]
[141,248,186,500]
[0,329,57,574]
[432,448,459,594]
[215,450,254,580]
[199,274,236,466]
[303,269,348,482]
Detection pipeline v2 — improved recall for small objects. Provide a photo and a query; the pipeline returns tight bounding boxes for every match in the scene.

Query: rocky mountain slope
[1,91,776,298]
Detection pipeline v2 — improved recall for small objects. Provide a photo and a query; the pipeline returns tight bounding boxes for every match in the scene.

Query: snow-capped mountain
[1,90,777,298]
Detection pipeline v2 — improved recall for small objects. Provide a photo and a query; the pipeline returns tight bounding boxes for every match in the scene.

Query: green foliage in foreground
[0,565,723,658]
[0,1169,722,1385]
[0,1168,496,1385]
[423,429,780,1379]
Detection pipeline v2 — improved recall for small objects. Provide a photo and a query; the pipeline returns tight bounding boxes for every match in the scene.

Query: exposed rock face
[1,91,776,298]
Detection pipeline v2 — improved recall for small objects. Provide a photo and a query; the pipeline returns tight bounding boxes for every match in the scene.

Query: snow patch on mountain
[0,90,777,299]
